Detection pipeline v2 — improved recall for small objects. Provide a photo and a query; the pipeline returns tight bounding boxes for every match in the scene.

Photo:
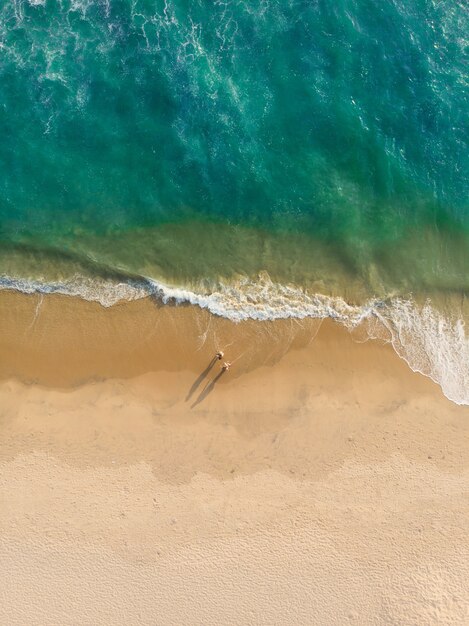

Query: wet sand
[0,291,468,625]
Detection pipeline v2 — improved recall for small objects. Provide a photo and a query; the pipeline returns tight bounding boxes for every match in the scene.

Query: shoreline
[0,288,468,405]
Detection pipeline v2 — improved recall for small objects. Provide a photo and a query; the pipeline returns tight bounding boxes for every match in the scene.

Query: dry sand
[0,292,468,625]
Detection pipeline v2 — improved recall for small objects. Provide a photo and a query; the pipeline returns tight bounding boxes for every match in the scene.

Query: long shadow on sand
[186,356,218,401]
[191,370,226,408]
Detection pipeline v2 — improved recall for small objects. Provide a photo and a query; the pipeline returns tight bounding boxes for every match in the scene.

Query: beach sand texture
[0,292,468,625]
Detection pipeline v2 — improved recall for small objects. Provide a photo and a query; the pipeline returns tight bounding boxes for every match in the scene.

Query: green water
[0,0,467,298]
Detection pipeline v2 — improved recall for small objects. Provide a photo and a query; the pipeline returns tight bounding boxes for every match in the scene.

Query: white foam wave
[1,272,468,406]
[371,299,469,407]
[0,274,149,306]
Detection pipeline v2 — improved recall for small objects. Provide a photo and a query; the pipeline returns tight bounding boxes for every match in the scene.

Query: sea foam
[0,273,467,406]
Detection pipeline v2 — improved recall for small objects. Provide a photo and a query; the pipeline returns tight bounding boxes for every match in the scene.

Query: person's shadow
[186,356,218,402]
[191,369,226,408]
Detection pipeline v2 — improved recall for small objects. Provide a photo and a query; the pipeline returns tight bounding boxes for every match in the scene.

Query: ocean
[0,0,468,402]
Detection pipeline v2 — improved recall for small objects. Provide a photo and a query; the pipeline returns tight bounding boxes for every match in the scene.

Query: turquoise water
[0,0,467,291]
[1,1,469,402]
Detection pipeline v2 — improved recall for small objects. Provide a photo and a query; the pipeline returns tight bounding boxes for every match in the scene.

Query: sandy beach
[0,291,468,625]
